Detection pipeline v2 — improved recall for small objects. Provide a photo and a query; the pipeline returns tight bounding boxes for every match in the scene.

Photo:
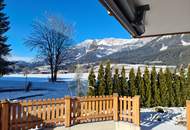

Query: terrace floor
[44,121,140,130]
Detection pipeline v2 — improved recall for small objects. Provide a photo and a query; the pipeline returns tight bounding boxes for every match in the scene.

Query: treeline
[87,62,190,107]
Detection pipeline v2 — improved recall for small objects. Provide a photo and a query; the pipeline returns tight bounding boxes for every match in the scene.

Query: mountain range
[66,34,190,66]
[12,34,190,69]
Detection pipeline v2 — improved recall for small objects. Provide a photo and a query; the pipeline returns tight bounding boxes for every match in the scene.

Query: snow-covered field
[0,73,88,100]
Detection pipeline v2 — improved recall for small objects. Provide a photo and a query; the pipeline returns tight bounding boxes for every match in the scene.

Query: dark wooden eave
[99,0,138,37]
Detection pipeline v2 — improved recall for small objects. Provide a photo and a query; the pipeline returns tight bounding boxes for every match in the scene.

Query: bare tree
[74,64,85,96]
[25,15,73,82]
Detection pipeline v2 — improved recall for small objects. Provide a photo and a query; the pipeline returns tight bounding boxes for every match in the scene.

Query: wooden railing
[0,94,140,130]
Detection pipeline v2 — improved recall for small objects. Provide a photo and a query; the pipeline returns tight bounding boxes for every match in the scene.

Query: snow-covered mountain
[66,37,157,63]
[65,34,190,66]
[12,34,190,68]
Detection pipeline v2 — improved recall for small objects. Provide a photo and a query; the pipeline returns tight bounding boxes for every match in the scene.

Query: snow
[181,40,190,46]
[157,35,172,42]
[0,73,88,100]
[141,107,186,130]
[160,44,168,51]
[96,54,102,58]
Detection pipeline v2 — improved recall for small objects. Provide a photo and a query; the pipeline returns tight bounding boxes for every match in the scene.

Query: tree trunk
[53,69,58,82]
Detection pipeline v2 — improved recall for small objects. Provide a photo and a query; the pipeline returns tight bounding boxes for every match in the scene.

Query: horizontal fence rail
[0,94,140,130]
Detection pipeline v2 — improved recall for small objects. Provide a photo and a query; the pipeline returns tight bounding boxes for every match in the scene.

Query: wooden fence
[0,94,140,130]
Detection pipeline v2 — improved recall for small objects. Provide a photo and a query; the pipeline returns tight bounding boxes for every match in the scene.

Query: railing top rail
[10,98,65,106]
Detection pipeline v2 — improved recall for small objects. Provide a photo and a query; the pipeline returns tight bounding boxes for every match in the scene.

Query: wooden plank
[27,100,32,128]
[47,99,51,121]
[32,99,37,129]
[113,93,119,121]
[187,100,190,130]
[96,96,99,116]
[65,96,71,127]
[92,96,95,115]
[124,96,127,121]
[120,97,123,121]
[22,100,27,130]
[56,99,60,124]
[1,101,9,130]
[88,96,92,116]
[128,97,131,122]
[17,103,22,130]
[37,99,42,128]
[51,98,55,121]
[99,96,103,116]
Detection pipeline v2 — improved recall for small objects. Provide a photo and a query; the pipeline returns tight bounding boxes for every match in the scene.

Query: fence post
[187,100,190,130]
[133,96,140,126]
[1,100,9,130]
[65,96,71,127]
[113,93,119,121]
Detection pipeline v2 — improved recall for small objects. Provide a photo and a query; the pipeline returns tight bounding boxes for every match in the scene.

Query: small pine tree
[129,68,136,96]
[105,61,113,95]
[144,67,152,107]
[120,66,128,96]
[158,68,167,106]
[165,68,175,107]
[113,67,120,93]
[135,67,142,95]
[179,67,186,106]
[151,66,157,107]
[97,63,106,95]
[173,74,181,106]
[162,68,171,107]
[87,67,96,96]
[186,65,190,100]
[140,76,145,107]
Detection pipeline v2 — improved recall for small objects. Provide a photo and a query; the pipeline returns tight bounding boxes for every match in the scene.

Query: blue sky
[5,0,130,60]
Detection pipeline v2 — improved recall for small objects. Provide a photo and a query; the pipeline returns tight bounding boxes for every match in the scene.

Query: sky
[5,0,131,61]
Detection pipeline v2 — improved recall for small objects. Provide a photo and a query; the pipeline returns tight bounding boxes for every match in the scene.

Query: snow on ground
[0,73,88,100]
[141,107,186,130]
[160,44,168,51]
[181,40,190,46]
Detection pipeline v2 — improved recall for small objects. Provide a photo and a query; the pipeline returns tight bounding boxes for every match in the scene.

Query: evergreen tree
[129,68,136,96]
[165,68,175,107]
[135,67,145,107]
[151,66,157,107]
[140,75,145,107]
[135,67,142,95]
[144,67,152,107]
[179,67,186,106]
[0,0,12,75]
[186,65,190,99]
[113,67,120,93]
[104,61,113,95]
[158,68,167,106]
[87,67,96,96]
[173,74,181,107]
[120,66,128,96]
[97,63,106,95]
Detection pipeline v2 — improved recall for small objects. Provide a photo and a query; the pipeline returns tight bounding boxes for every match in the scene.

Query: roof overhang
[99,0,190,38]
[99,0,150,38]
